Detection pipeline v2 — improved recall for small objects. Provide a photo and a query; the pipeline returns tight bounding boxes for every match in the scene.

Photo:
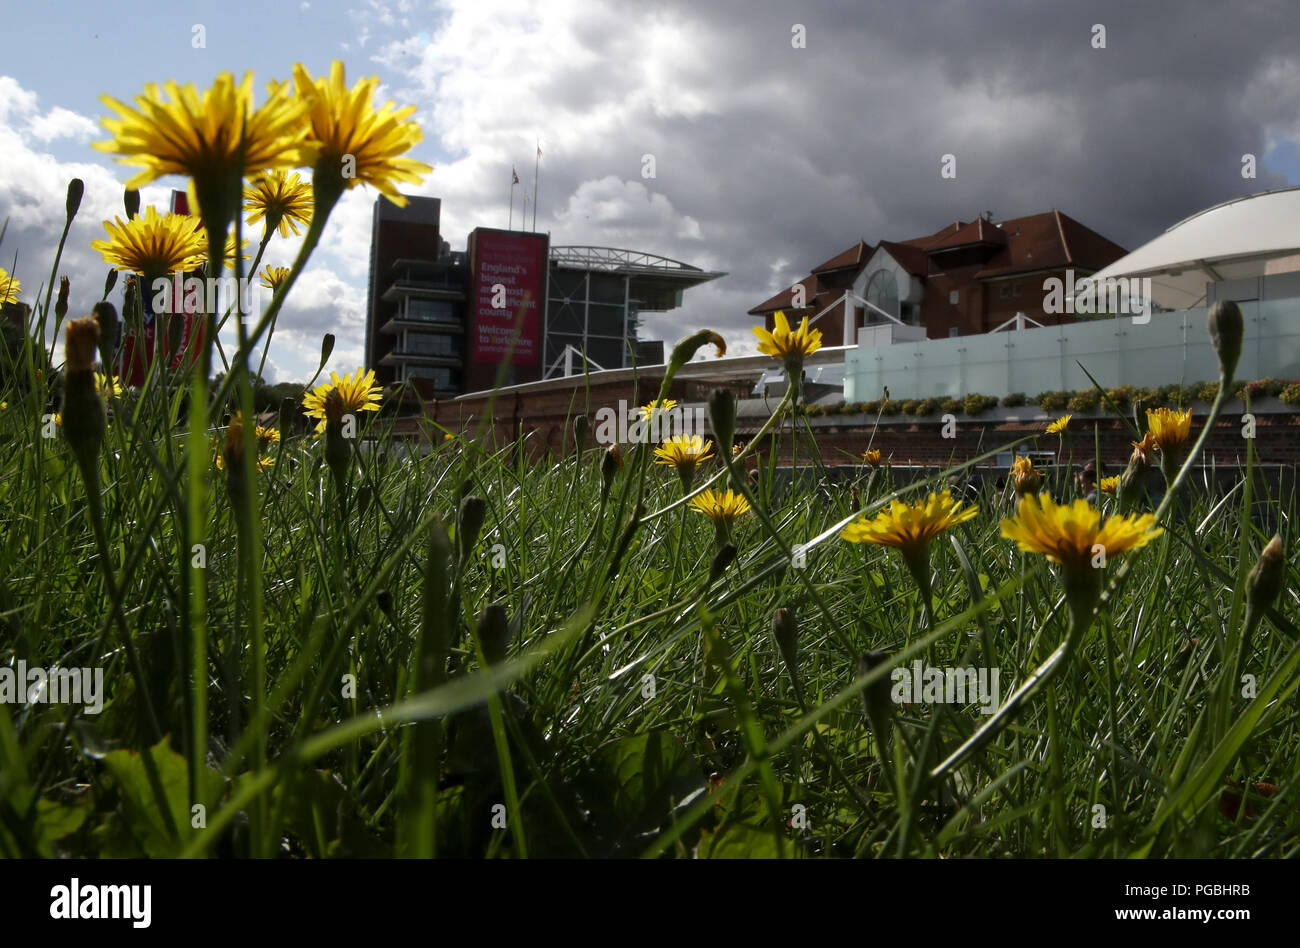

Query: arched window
[864,269,899,322]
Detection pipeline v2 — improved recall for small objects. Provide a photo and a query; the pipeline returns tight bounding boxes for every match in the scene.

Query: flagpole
[509,173,515,230]
[532,141,540,231]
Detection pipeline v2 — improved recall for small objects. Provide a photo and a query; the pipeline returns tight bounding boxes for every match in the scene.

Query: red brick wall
[400,383,1300,471]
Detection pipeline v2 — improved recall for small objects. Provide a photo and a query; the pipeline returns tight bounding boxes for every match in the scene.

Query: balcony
[380,281,466,302]
[379,313,464,334]
[378,347,462,367]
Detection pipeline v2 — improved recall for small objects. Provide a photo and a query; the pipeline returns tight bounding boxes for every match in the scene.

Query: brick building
[749,210,1128,346]
[366,195,723,398]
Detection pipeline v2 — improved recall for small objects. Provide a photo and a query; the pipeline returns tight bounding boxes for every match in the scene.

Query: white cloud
[27,106,99,144]
[553,177,702,243]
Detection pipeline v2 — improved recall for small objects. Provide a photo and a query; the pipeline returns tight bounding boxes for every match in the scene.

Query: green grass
[2,341,1298,858]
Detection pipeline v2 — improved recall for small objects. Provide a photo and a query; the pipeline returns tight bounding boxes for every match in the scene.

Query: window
[948,327,959,337]
[405,298,458,323]
[403,331,458,357]
[406,366,459,389]
[864,269,899,321]
[949,290,959,305]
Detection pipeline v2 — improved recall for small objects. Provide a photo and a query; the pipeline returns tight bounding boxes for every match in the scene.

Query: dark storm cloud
[400,0,1298,348]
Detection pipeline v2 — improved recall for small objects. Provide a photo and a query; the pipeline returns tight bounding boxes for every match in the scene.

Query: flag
[537,144,542,157]
[512,168,519,184]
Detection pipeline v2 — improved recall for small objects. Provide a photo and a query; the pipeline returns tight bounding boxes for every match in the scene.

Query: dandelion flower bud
[55,276,70,321]
[323,388,350,485]
[223,413,247,502]
[1246,535,1285,616]
[573,415,590,454]
[103,268,119,301]
[65,315,99,373]
[601,443,623,493]
[458,495,487,561]
[124,188,141,221]
[771,607,798,668]
[65,178,84,222]
[92,301,120,366]
[61,318,105,469]
[1118,431,1156,510]
[1011,456,1043,498]
[707,543,737,586]
[476,603,511,665]
[668,329,727,374]
[708,387,736,453]
[858,651,894,751]
[1208,300,1244,386]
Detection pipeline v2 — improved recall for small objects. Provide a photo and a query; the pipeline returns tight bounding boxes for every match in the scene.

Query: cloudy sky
[2,0,1299,382]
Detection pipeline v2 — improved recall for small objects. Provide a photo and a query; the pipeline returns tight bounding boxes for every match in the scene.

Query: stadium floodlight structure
[543,245,724,377]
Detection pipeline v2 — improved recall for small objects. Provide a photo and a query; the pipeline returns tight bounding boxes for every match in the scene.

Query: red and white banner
[469,229,548,365]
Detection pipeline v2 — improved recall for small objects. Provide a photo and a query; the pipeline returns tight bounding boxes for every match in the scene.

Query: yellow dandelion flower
[841,490,978,553]
[689,488,752,523]
[94,71,311,194]
[244,170,313,238]
[638,398,678,419]
[753,310,822,362]
[0,266,21,305]
[862,448,882,467]
[260,266,291,291]
[1131,430,1158,465]
[1099,475,1120,493]
[1046,414,1071,434]
[255,424,280,445]
[215,448,273,471]
[653,434,714,468]
[0,402,7,411]
[302,368,383,434]
[91,207,207,278]
[95,373,123,397]
[1011,455,1044,497]
[1001,493,1162,574]
[292,60,432,206]
[1146,407,1192,453]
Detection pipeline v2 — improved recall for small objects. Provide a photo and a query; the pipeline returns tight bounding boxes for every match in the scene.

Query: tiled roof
[973,210,1126,279]
[748,210,1127,314]
[748,273,819,315]
[811,239,873,273]
[900,220,969,250]
[928,217,1009,252]
[875,240,932,277]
